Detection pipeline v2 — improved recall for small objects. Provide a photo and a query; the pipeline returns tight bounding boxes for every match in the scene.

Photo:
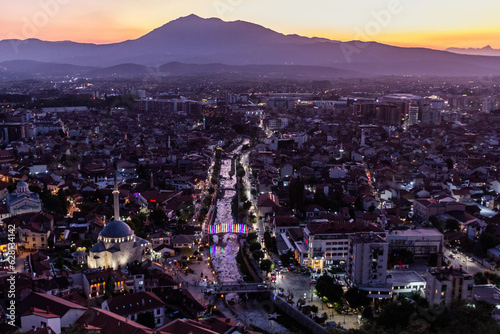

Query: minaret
[113,173,120,221]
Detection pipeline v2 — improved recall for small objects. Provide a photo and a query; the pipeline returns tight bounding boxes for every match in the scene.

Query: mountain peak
[177,14,204,21]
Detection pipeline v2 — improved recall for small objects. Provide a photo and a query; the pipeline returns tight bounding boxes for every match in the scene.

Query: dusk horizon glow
[2,0,500,50]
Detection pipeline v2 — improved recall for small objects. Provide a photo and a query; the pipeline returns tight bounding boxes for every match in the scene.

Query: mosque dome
[99,220,134,239]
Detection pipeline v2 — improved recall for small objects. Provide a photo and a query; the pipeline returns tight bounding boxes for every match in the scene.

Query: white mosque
[87,180,150,270]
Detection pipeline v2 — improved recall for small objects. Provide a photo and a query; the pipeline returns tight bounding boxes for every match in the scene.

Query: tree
[345,287,369,310]
[375,297,416,329]
[246,232,258,244]
[315,275,343,303]
[136,311,155,328]
[280,251,293,267]
[445,219,460,232]
[474,272,488,285]
[479,232,496,251]
[82,238,93,250]
[260,259,274,272]
[237,166,246,178]
[362,305,374,319]
[243,201,252,212]
[252,250,264,261]
[249,242,262,252]
[149,207,167,226]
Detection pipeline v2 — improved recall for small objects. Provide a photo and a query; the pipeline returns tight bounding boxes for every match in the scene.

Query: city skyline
[2,0,500,50]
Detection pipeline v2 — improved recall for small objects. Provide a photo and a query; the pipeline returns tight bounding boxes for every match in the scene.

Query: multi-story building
[83,269,126,299]
[426,267,473,305]
[346,232,392,298]
[303,221,384,271]
[386,228,443,258]
[407,105,419,126]
[16,212,53,250]
[134,98,202,115]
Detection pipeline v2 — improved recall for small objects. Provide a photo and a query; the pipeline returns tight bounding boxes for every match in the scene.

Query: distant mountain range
[446,45,500,57]
[2,14,500,78]
[0,60,358,80]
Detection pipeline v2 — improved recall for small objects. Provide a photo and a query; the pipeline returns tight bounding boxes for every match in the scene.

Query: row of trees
[246,232,274,272]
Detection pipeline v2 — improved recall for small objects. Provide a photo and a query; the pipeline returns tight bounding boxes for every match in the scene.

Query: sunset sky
[1,0,499,49]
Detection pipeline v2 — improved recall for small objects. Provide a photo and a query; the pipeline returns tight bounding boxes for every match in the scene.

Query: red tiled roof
[22,307,60,318]
[157,318,219,334]
[18,292,87,318]
[76,307,152,334]
[105,291,164,316]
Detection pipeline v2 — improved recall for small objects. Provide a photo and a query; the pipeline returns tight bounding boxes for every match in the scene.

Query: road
[443,247,489,275]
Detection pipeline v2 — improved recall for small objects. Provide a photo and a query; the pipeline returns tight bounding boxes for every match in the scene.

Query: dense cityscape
[2,3,500,334]
[0,72,500,334]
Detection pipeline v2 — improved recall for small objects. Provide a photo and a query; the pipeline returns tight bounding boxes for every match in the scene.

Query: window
[33,237,36,241]
[156,309,160,315]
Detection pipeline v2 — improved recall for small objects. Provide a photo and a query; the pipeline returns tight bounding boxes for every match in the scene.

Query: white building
[87,220,150,270]
[20,292,87,334]
[346,232,392,299]
[426,267,473,306]
[388,270,426,299]
[346,233,392,298]
[303,221,384,271]
[7,181,42,216]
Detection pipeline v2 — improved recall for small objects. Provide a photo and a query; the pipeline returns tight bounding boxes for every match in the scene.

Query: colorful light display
[208,223,248,234]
